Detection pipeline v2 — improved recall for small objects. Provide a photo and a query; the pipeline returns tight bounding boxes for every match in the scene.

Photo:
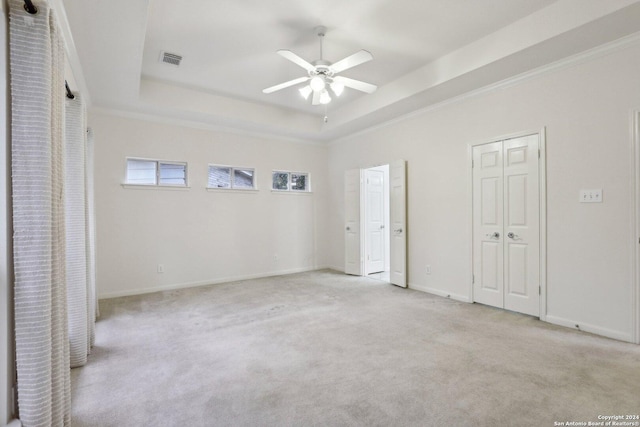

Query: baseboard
[408,282,472,303]
[98,266,328,300]
[545,314,633,343]
[5,419,22,427]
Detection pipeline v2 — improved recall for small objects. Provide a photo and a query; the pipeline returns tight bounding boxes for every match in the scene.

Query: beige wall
[326,41,640,342]
[90,113,329,298]
[91,40,640,343]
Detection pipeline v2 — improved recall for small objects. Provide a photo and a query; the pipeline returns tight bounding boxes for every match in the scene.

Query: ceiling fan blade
[330,50,373,73]
[333,76,377,94]
[277,49,316,72]
[312,90,321,106]
[263,76,309,94]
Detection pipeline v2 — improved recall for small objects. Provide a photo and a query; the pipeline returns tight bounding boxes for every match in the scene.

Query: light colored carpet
[71,270,640,426]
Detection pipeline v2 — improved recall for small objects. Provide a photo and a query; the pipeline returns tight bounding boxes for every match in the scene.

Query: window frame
[271,170,311,193]
[207,164,258,191]
[124,157,189,188]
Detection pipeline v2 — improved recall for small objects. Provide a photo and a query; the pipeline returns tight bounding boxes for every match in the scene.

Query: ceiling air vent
[160,51,182,66]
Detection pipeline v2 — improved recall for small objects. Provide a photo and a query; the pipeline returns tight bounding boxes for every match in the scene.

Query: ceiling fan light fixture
[319,89,331,105]
[330,81,344,96]
[263,26,376,109]
[310,75,325,91]
[299,85,312,100]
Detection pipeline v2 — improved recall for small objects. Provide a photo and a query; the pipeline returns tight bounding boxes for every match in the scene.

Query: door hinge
[539,286,541,295]
[472,159,474,168]
[472,274,475,284]
[538,149,540,158]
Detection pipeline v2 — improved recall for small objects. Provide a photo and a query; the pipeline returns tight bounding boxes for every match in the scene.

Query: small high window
[272,171,310,192]
[208,165,256,190]
[126,158,188,187]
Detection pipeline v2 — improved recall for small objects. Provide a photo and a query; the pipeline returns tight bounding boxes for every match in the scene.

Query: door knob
[380,225,385,229]
[394,228,403,233]
[486,232,500,239]
[346,226,351,231]
[507,232,520,239]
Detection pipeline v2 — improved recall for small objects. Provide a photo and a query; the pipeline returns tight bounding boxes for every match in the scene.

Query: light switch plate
[579,189,602,203]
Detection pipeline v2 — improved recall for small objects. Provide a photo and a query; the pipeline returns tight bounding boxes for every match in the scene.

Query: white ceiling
[61,0,640,142]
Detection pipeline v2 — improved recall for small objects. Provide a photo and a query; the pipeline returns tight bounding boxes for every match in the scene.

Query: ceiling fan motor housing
[311,61,332,76]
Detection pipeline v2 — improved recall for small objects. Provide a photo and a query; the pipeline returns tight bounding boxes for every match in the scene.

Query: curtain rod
[65,81,75,100]
[23,0,37,14]
[22,1,76,100]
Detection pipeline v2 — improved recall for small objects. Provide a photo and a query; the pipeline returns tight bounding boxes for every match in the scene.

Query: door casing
[631,110,640,344]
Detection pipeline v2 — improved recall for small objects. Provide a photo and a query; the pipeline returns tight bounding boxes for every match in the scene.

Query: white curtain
[86,127,97,345]
[9,0,71,425]
[65,93,91,368]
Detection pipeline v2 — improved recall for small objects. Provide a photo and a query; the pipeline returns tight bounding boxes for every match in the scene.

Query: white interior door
[345,169,363,275]
[503,135,540,316]
[472,135,540,317]
[390,160,407,287]
[472,142,504,308]
[365,169,385,274]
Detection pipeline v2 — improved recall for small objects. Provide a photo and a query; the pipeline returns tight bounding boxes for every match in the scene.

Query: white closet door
[472,141,504,308]
[390,160,407,287]
[503,135,540,317]
[472,135,540,317]
[345,169,363,275]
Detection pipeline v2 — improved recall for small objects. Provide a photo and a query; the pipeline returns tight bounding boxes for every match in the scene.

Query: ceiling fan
[263,26,377,105]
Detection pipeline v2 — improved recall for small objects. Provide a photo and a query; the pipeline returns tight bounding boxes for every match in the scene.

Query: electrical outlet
[426,265,431,274]
[157,264,164,273]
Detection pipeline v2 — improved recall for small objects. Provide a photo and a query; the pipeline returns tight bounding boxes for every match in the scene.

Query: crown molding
[89,106,326,147]
[330,31,640,146]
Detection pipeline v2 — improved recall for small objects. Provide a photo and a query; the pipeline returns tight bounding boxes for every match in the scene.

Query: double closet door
[472,134,540,317]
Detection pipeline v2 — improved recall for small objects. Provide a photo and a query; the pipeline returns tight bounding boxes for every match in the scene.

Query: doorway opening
[364,165,390,282]
[344,160,406,287]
